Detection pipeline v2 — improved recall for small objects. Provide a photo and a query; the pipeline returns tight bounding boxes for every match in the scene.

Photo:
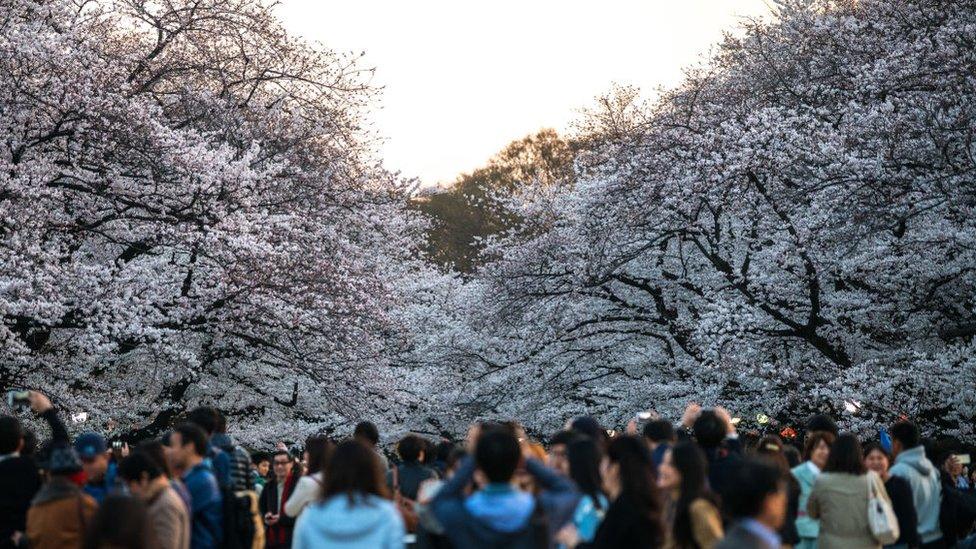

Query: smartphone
[6,389,30,411]
[636,411,653,421]
[954,454,971,465]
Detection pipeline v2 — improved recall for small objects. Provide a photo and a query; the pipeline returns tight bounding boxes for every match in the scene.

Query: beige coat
[808,471,891,549]
[148,485,191,549]
[664,498,724,549]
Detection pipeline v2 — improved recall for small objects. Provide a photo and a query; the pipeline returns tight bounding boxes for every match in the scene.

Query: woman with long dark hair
[659,441,722,549]
[285,435,335,518]
[808,433,892,549]
[586,435,665,548]
[564,436,609,546]
[291,439,405,549]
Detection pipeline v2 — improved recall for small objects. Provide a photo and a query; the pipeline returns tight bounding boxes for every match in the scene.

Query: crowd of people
[2,390,975,549]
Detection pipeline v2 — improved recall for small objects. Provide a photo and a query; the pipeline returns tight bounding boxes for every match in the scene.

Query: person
[559,435,664,548]
[186,407,233,490]
[387,434,439,501]
[26,444,98,549]
[82,494,154,549]
[433,424,580,548]
[754,435,800,547]
[0,391,64,549]
[563,436,608,547]
[209,410,253,492]
[354,421,389,471]
[284,435,334,518]
[863,442,920,549]
[138,439,192,513]
[430,441,455,478]
[74,433,119,504]
[118,451,191,549]
[717,458,789,549]
[291,439,405,548]
[888,421,943,548]
[805,415,839,438]
[548,430,579,476]
[936,453,976,546]
[644,419,676,470]
[259,450,298,549]
[690,407,743,498]
[958,465,971,491]
[170,423,223,549]
[659,440,723,549]
[415,447,466,549]
[791,430,834,549]
[251,452,271,496]
[807,433,892,549]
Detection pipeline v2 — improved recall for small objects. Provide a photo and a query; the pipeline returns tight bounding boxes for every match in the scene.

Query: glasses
[273,460,291,466]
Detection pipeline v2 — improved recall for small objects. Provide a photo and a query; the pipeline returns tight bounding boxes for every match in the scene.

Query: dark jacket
[886,474,920,548]
[703,438,744,501]
[387,462,438,501]
[259,472,298,549]
[781,474,801,545]
[432,456,579,548]
[590,491,664,548]
[211,433,253,492]
[0,409,67,548]
[184,461,223,549]
[939,473,976,545]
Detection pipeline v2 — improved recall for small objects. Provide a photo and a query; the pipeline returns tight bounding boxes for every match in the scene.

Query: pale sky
[275,1,774,187]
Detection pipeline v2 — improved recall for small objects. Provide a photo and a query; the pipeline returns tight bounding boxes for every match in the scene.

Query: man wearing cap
[74,432,119,504]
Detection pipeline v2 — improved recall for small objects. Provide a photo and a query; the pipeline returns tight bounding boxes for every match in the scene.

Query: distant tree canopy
[414,129,575,272]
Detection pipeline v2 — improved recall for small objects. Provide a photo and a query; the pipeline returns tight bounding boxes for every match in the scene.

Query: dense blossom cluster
[0,0,426,442]
[420,0,976,436]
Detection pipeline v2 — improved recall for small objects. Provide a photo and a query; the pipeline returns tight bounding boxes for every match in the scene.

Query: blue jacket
[890,446,943,544]
[432,456,579,548]
[83,460,119,504]
[183,461,223,549]
[791,461,820,539]
[292,493,404,549]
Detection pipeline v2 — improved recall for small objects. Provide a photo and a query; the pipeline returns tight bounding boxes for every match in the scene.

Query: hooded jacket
[889,446,943,544]
[291,493,405,549]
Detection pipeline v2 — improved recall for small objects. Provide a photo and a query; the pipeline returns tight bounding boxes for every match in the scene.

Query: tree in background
[418,0,976,437]
[414,129,575,272]
[0,0,427,443]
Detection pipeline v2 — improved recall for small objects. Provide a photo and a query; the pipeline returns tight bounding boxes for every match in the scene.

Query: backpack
[221,488,265,549]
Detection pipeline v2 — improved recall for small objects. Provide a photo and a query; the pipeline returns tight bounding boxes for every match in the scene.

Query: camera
[6,389,30,412]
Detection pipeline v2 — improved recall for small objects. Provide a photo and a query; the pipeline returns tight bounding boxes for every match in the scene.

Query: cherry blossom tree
[427,0,976,436]
[0,0,427,443]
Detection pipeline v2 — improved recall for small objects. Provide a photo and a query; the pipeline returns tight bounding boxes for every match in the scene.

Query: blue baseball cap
[74,432,107,460]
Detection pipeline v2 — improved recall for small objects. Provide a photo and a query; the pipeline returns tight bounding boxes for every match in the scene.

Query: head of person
[271,450,294,481]
[693,410,727,449]
[322,439,388,502]
[662,441,715,548]
[304,435,334,476]
[548,430,579,476]
[82,494,153,549]
[754,435,789,473]
[863,442,891,476]
[46,443,84,478]
[723,458,788,530]
[783,444,802,468]
[74,432,111,483]
[353,421,380,448]
[642,419,675,449]
[570,416,604,443]
[434,441,454,464]
[889,420,921,457]
[0,416,24,455]
[803,431,835,470]
[603,436,662,528]
[824,433,866,475]
[805,414,839,438]
[186,407,219,437]
[396,434,426,465]
[168,423,209,470]
[567,436,605,507]
[445,447,467,478]
[252,452,271,478]
[118,451,165,499]
[135,440,173,479]
[475,427,521,485]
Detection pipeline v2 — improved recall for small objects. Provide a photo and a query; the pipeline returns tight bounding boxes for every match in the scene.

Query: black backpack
[221,487,260,549]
